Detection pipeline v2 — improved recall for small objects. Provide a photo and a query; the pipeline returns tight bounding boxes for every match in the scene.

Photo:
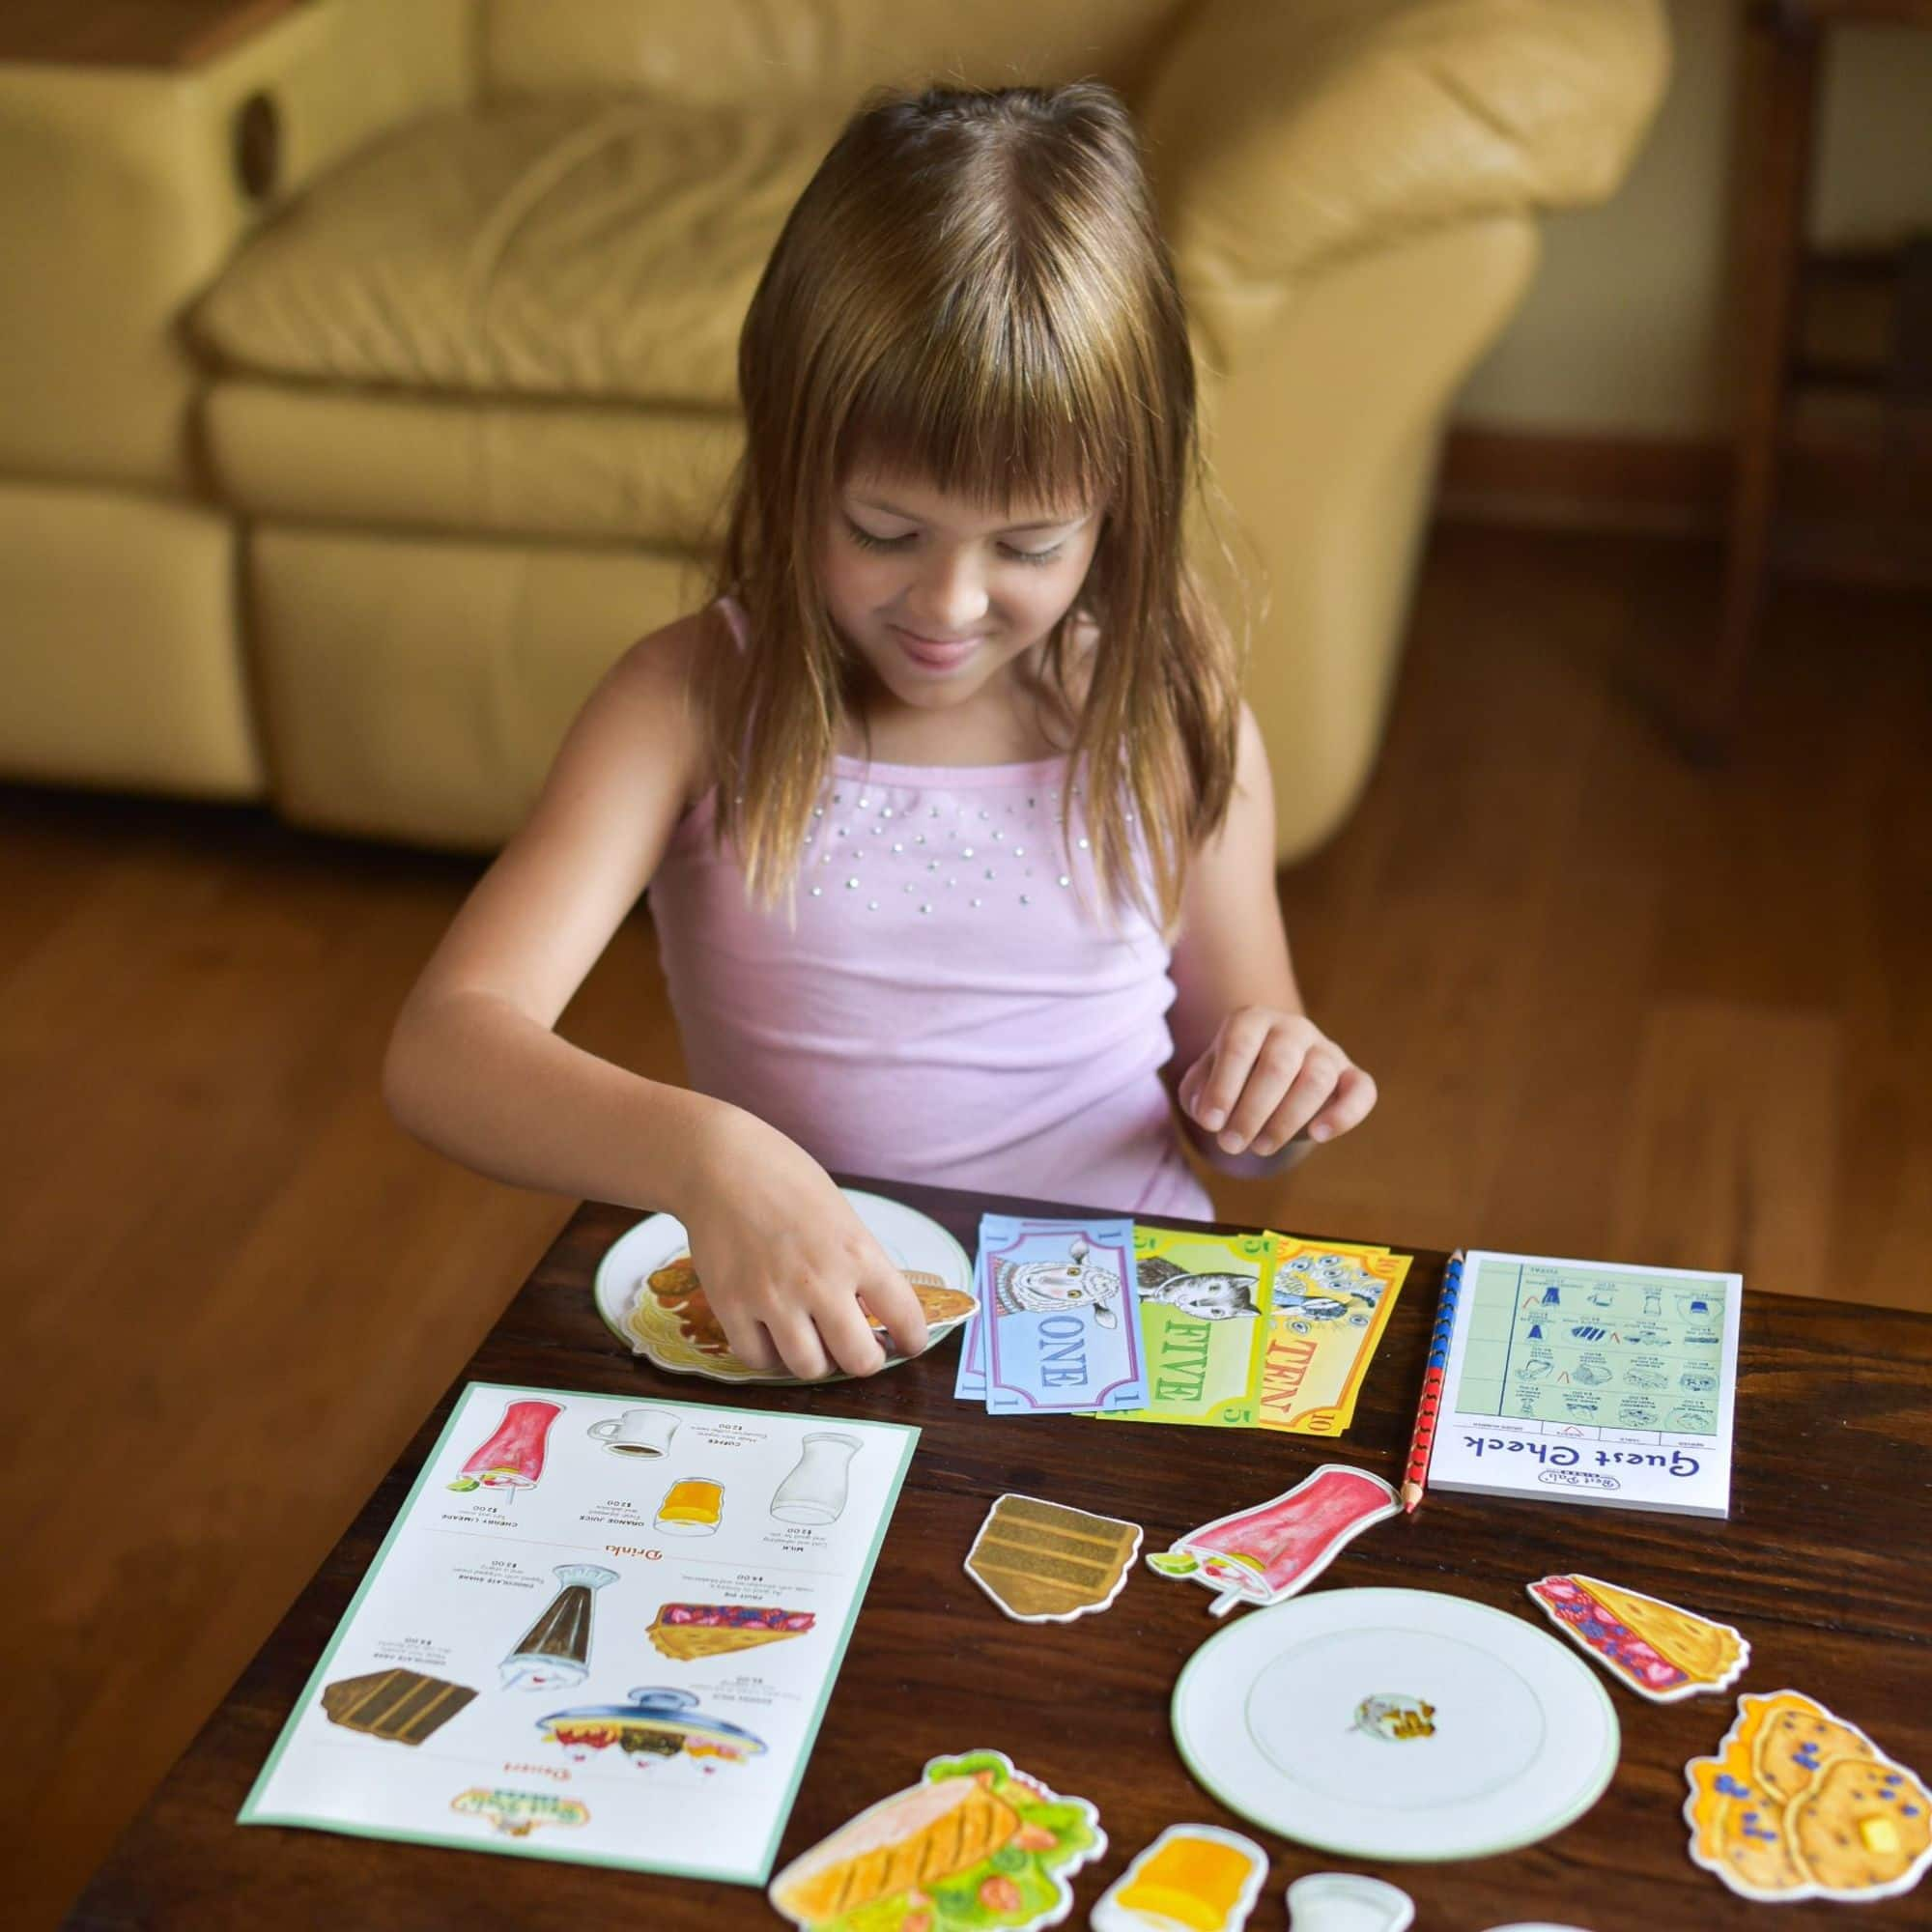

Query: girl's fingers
[860,1264,929,1361]
[765,1309,833,1382]
[1220,1034,1314,1151]
[1191,1013,1270,1136]
[719,1309,780,1373]
[815,1293,889,1379]
[1303,1065,1378,1145]
[1247,1047,1344,1154]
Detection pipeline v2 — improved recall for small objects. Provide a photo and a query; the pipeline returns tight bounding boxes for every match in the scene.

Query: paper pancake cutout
[1094,1824,1267,1931]
[1527,1574,1748,1702]
[1685,1690,1931,1902]
[768,1748,1103,1931]
[965,1493,1142,1623]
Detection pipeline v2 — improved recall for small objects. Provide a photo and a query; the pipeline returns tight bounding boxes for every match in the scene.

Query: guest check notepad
[1426,1252,1743,1518]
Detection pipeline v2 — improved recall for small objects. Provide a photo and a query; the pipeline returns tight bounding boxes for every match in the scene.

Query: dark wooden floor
[5,523,1928,1927]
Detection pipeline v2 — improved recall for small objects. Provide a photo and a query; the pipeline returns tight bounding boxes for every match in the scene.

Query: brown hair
[700,81,1242,928]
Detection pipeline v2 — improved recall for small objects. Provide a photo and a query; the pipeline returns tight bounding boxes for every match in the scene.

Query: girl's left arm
[1165,704,1377,1175]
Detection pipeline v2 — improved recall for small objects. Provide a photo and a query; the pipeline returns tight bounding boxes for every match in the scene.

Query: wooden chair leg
[1703,7,1821,753]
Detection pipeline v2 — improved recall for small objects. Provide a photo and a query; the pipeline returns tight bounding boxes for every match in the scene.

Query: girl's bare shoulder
[600,603,733,808]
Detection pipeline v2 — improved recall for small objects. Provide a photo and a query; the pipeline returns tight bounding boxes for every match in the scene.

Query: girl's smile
[889,625,987,675]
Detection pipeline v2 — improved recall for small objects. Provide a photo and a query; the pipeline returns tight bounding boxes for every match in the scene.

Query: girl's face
[819,467,1104,712]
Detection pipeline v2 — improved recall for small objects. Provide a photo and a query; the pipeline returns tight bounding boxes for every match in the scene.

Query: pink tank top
[645,597,1211,1221]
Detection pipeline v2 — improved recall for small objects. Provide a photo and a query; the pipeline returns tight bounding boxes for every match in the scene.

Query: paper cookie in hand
[1685,1690,1932,1903]
[1527,1574,1747,1702]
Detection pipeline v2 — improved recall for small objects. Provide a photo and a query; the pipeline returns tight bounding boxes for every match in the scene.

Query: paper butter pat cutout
[1528,1574,1748,1702]
[965,1493,1142,1622]
[1685,1690,1932,1903]
[768,1747,1104,1932]
[1093,1824,1266,1932]
[1149,1464,1398,1615]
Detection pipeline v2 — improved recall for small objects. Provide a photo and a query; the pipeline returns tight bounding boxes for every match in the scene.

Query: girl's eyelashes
[842,517,1063,566]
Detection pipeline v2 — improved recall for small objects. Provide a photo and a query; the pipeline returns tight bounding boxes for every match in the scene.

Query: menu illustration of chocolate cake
[321,1669,477,1746]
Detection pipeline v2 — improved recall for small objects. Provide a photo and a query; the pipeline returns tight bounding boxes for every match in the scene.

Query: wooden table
[69,1180,1932,1928]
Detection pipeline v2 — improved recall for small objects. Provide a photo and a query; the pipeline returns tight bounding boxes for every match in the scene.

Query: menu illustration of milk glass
[242,1381,919,1885]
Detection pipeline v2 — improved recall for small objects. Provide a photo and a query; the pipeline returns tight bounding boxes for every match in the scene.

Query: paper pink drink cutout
[1149,1463,1399,1615]
[456,1399,563,1492]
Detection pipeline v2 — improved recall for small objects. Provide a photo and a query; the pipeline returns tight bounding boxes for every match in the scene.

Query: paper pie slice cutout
[964,1493,1142,1623]
[768,1748,1103,1931]
[320,1668,477,1746]
[1685,1690,1932,1903]
[1527,1574,1748,1702]
[645,1603,816,1660]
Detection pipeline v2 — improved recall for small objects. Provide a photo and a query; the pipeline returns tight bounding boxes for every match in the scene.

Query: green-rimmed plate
[1172,1586,1619,1861]
[592,1186,974,1382]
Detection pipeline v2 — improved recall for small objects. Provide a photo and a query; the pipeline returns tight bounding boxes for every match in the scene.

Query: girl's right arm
[382,611,927,1379]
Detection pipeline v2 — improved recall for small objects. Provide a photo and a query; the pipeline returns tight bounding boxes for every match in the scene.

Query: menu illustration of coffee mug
[587,1407,679,1457]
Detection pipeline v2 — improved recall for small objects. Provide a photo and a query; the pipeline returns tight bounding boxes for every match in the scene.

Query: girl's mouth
[891,626,984,673]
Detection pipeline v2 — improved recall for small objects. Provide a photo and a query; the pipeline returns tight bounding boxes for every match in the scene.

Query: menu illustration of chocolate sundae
[241,1381,918,1886]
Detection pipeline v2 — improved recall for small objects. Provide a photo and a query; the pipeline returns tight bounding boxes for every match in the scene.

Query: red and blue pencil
[1402,1248,1465,1514]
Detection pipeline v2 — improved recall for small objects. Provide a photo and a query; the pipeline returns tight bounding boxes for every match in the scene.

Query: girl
[384,82,1376,1383]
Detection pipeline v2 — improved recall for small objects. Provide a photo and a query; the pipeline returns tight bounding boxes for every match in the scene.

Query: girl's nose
[907,553,989,635]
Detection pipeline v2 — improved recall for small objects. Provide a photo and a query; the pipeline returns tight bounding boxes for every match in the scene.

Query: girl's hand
[1178,1009,1377,1158]
[679,1114,929,1380]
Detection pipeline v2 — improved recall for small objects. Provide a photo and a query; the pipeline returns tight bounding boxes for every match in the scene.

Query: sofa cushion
[202,381,742,547]
[191,98,844,409]
[476,0,1181,107]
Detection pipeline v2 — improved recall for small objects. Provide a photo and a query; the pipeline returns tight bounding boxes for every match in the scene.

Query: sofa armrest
[1141,0,1670,373]
[0,0,477,489]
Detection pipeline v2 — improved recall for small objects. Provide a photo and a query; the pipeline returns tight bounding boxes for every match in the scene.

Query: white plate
[1173,1587,1619,1861]
[592,1187,974,1383]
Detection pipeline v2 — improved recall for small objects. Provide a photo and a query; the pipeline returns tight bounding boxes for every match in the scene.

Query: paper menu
[241,1381,917,1885]
[1426,1252,1742,1518]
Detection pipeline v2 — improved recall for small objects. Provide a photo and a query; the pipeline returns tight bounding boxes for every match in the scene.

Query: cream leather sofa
[0,0,1666,862]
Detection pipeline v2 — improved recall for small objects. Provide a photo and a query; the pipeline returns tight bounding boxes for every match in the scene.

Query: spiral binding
[1402,1252,1464,1504]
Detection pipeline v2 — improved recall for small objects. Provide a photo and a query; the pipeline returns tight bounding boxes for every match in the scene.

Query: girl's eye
[843,518,1062,566]
[845,521,914,553]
